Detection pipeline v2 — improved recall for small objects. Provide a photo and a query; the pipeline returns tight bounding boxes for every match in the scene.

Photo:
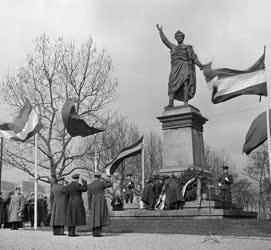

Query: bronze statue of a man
[156,24,203,107]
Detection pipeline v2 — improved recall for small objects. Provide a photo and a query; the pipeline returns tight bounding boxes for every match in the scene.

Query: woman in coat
[50,177,68,235]
[9,187,25,230]
[87,172,112,237]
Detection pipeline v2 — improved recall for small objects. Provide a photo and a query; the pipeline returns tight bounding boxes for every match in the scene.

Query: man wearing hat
[65,173,87,236]
[50,177,68,235]
[123,173,135,204]
[87,171,112,237]
[218,166,233,209]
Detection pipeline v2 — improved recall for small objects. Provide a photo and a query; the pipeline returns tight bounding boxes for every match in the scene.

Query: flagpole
[0,138,3,192]
[265,45,271,179]
[94,135,97,172]
[265,99,271,179]
[141,136,145,189]
[34,109,39,230]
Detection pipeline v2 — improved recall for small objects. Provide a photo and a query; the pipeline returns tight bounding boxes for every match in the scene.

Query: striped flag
[0,100,42,141]
[203,52,267,104]
[105,136,143,176]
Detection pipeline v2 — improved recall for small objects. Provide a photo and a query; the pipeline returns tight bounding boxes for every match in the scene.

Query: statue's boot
[165,94,174,108]
[183,81,189,106]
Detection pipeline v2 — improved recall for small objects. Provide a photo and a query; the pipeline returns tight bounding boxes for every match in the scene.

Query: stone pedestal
[157,104,208,174]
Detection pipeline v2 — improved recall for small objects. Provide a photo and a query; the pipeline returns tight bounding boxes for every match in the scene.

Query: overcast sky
[1,0,271,182]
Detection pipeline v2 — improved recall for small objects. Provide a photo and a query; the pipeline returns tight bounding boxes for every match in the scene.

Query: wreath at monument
[177,168,209,201]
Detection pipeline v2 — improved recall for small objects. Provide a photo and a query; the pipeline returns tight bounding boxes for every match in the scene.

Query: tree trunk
[120,162,125,196]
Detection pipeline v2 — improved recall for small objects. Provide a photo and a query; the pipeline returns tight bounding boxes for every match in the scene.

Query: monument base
[157,104,208,173]
[110,208,257,220]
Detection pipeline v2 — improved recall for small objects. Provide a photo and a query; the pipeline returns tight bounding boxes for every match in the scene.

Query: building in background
[1,179,49,198]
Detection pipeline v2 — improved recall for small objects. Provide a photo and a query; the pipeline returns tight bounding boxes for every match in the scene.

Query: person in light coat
[9,187,25,230]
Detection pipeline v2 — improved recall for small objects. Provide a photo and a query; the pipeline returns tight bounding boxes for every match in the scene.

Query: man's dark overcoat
[50,184,68,226]
[87,179,112,229]
[164,177,179,205]
[65,181,87,226]
[141,181,155,207]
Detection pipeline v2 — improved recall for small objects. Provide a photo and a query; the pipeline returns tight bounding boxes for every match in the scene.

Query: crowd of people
[141,174,185,210]
[117,166,233,211]
[0,165,233,238]
[110,173,186,211]
[0,189,49,230]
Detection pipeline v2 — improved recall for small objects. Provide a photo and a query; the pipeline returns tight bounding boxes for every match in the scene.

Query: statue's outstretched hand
[156,24,162,32]
[200,64,208,71]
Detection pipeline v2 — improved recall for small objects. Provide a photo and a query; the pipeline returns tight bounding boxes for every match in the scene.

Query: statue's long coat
[169,44,200,101]
[87,179,112,229]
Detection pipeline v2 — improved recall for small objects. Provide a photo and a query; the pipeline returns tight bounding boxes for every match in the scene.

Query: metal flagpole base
[202,234,220,244]
[202,183,220,244]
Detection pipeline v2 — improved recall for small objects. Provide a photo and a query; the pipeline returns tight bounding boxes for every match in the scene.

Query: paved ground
[1,229,271,250]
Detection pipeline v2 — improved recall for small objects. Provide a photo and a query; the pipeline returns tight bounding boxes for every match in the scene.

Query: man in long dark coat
[141,177,156,209]
[218,165,233,209]
[88,172,112,237]
[0,192,3,228]
[28,193,35,227]
[3,191,13,228]
[164,175,179,210]
[152,176,164,204]
[65,173,87,237]
[50,177,67,235]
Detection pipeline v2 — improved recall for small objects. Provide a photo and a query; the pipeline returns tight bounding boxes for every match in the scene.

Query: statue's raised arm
[156,24,174,50]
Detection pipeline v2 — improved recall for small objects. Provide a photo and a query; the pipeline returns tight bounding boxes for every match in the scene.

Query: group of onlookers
[0,189,49,230]
[111,173,185,211]
[116,166,233,210]
[141,174,185,210]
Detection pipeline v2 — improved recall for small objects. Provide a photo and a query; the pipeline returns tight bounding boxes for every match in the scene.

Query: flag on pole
[0,100,42,141]
[61,99,104,137]
[243,110,271,155]
[203,52,267,104]
[105,136,144,176]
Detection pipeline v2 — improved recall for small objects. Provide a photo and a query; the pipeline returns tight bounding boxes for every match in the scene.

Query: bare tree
[231,177,255,210]
[1,34,117,184]
[80,114,140,198]
[243,143,271,218]
[204,145,235,182]
[144,131,163,181]
[81,115,163,199]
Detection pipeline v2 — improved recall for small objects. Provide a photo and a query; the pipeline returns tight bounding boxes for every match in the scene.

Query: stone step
[110,208,257,220]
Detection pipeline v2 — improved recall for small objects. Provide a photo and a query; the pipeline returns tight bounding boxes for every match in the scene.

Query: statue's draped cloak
[168,44,197,101]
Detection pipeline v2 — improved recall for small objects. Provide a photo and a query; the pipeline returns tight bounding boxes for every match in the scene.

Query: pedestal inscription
[157,105,207,173]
